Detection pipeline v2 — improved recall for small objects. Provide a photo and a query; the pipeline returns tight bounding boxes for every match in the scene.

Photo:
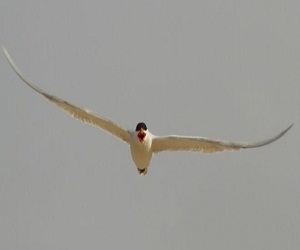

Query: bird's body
[131,144,152,174]
[130,129,153,175]
[2,45,293,175]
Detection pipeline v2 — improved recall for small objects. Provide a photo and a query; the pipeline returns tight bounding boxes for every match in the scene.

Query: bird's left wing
[152,124,293,154]
[2,45,131,144]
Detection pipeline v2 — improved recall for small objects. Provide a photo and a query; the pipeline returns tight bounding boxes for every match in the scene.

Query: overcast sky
[1,1,299,249]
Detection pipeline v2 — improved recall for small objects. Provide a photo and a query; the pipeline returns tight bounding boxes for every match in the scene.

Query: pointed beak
[137,129,146,143]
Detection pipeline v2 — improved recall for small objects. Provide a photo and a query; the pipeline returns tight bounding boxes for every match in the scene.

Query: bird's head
[135,122,147,143]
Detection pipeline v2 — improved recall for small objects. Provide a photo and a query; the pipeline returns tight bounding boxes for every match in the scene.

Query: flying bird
[2,45,293,175]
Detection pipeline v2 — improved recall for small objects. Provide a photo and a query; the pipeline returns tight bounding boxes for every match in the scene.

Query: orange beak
[137,129,146,143]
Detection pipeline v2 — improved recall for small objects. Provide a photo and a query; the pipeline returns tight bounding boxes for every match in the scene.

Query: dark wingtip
[282,123,294,135]
[242,123,294,149]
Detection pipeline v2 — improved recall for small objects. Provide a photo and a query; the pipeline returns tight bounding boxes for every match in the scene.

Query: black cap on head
[135,122,147,131]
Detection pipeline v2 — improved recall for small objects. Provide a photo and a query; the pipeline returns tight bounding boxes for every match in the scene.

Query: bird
[2,45,293,175]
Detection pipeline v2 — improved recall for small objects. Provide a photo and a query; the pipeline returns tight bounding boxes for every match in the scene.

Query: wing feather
[152,124,293,153]
[2,45,130,144]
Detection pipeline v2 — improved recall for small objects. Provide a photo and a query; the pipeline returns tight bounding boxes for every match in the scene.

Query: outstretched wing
[2,45,130,144]
[152,124,293,153]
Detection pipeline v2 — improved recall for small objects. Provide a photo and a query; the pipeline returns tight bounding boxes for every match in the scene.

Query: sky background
[0,1,299,249]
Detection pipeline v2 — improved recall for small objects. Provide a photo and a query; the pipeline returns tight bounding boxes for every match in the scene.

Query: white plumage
[2,45,293,175]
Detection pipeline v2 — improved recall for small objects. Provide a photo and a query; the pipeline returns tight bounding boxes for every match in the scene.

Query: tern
[2,46,293,175]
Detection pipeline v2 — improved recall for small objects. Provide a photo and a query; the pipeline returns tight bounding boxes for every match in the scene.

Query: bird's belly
[130,146,152,169]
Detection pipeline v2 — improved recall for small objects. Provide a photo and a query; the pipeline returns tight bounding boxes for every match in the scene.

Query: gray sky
[1,1,299,249]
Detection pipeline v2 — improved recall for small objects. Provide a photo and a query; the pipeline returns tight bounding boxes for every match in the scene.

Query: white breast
[129,131,153,170]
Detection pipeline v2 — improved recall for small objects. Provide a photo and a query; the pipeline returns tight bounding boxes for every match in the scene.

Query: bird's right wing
[2,45,131,144]
[152,124,293,154]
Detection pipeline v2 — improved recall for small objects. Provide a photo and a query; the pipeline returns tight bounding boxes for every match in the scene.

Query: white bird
[2,45,293,175]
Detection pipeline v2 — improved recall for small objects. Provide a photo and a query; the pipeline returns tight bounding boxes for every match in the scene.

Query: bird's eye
[142,123,147,131]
